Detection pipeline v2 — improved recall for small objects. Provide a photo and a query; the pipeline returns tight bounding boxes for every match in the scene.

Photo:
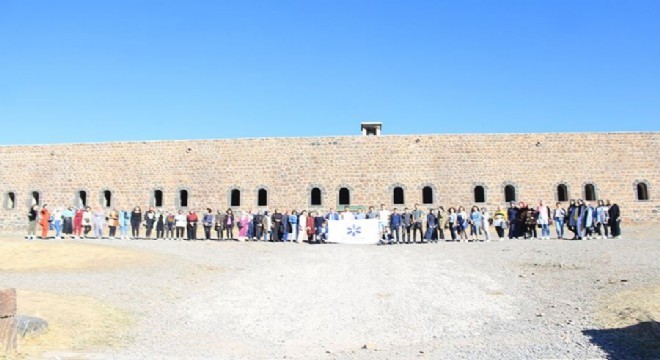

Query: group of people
[25,199,622,243]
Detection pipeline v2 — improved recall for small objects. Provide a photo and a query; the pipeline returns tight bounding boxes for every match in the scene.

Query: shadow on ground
[583,321,660,360]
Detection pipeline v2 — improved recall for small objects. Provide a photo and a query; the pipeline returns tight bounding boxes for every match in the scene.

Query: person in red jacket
[73,207,84,239]
[186,210,198,240]
[39,204,51,239]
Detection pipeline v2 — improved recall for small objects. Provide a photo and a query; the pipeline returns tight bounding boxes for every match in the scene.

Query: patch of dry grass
[12,290,133,358]
[595,285,660,328]
[0,238,155,272]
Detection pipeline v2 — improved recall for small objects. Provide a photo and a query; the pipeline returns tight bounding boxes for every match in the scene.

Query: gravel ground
[2,225,659,360]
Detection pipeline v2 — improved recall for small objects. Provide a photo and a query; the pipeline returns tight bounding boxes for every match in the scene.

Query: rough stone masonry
[0,131,658,231]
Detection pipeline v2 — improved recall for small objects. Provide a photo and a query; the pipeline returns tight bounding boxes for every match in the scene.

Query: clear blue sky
[1,0,659,144]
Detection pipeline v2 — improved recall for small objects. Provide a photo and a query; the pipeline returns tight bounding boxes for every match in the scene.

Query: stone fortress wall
[0,131,658,231]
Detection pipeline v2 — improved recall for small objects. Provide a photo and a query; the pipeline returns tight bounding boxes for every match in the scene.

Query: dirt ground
[0,224,658,359]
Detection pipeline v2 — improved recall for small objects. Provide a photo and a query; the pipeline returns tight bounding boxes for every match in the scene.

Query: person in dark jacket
[253,211,264,241]
[401,208,412,243]
[608,201,621,238]
[314,212,325,243]
[424,208,438,243]
[155,211,164,240]
[389,208,402,243]
[130,206,142,239]
[225,209,235,240]
[144,207,156,239]
[271,209,283,242]
[566,199,577,239]
[507,202,519,239]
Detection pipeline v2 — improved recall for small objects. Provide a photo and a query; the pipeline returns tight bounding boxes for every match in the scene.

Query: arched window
[31,191,41,206]
[153,190,164,207]
[78,190,87,207]
[102,190,112,208]
[230,189,241,207]
[474,186,486,203]
[257,188,268,206]
[393,187,404,205]
[557,184,569,202]
[311,188,322,206]
[584,184,596,201]
[4,192,16,209]
[422,186,433,204]
[637,182,649,201]
[179,190,189,208]
[338,188,350,206]
[504,185,517,203]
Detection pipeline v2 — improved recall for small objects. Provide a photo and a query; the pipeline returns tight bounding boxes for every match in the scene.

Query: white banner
[327,219,380,245]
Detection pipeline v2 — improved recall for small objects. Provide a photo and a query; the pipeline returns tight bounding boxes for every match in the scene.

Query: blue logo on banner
[347,224,362,237]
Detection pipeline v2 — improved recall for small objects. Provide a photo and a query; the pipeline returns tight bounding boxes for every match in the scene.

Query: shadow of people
[583,321,660,360]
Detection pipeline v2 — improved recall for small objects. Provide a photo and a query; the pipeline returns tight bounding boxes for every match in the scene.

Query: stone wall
[0,132,658,231]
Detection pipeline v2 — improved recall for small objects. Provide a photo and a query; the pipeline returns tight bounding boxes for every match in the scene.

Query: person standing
[289,210,299,242]
[165,211,176,239]
[447,207,458,241]
[271,209,283,242]
[493,206,507,240]
[253,211,264,241]
[481,207,491,242]
[314,211,325,243]
[401,208,412,243]
[566,199,577,239]
[155,211,165,240]
[536,200,551,240]
[595,200,609,239]
[436,206,446,241]
[39,204,51,239]
[355,208,366,220]
[583,202,596,239]
[130,206,142,239]
[175,210,186,240]
[390,208,402,244]
[144,207,156,239]
[237,211,249,240]
[297,210,307,243]
[62,206,74,239]
[411,204,424,243]
[457,206,469,242]
[574,200,586,240]
[93,208,105,238]
[469,206,482,241]
[281,210,290,242]
[306,210,316,242]
[424,208,438,243]
[365,206,377,220]
[73,207,84,239]
[82,207,93,238]
[27,205,38,240]
[521,203,537,239]
[262,211,272,241]
[215,209,226,240]
[107,208,119,239]
[52,207,63,240]
[202,208,214,240]
[607,201,621,238]
[553,203,566,239]
[507,202,519,239]
[187,210,199,240]
[340,207,354,221]
[225,209,235,240]
[377,204,391,241]
[118,208,130,240]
